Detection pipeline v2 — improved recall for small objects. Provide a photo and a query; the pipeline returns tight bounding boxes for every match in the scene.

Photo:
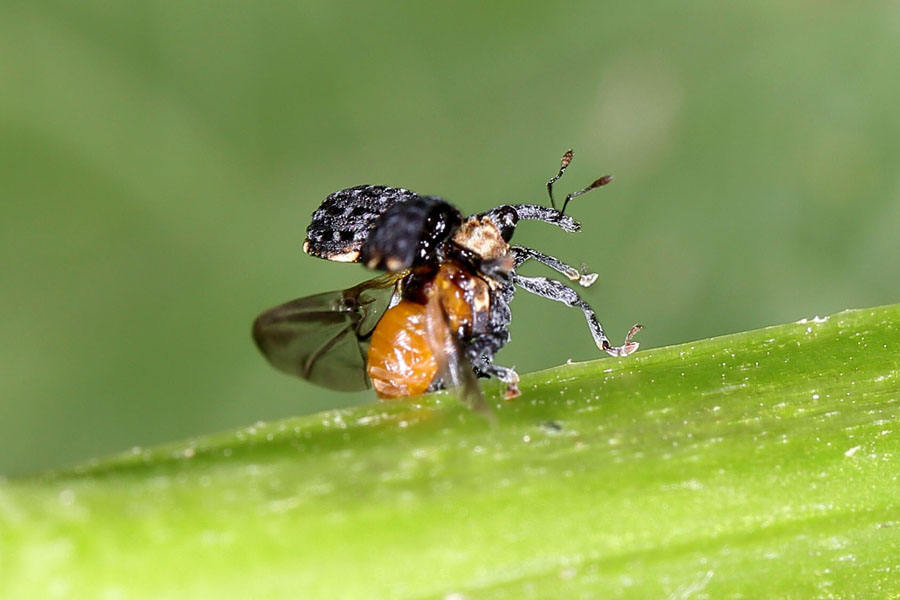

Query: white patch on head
[452,216,510,260]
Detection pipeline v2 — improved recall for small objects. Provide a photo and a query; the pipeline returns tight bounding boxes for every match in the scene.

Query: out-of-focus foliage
[2,1,899,475]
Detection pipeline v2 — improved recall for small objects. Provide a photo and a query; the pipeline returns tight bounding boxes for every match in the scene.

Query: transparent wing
[252,274,402,392]
[424,293,494,421]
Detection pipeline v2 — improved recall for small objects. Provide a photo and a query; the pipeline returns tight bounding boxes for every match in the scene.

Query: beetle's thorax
[452,215,510,261]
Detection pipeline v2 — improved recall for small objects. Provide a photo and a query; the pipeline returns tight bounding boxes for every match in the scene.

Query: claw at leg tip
[620,341,640,356]
[578,272,599,287]
[600,324,643,357]
[504,371,521,399]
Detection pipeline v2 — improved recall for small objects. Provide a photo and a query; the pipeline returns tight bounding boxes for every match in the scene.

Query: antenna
[561,175,613,215]
[546,149,573,211]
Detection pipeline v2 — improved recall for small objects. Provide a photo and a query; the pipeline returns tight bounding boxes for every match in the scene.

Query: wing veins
[424,294,493,421]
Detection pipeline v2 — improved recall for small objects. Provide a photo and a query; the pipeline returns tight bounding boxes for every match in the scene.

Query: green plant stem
[3,305,900,599]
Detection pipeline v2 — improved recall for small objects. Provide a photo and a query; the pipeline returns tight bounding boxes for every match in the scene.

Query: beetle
[252,150,641,412]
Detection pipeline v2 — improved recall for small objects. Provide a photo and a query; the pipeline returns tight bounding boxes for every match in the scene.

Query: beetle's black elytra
[304,186,422,262]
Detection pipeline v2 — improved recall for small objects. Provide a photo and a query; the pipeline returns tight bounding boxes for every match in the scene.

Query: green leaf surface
[3,304,900,599]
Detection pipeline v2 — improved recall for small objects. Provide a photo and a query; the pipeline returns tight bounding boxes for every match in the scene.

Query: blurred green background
[2,1,899,476]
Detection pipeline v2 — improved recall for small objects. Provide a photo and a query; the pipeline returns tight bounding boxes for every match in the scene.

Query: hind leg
[513,274,641,357]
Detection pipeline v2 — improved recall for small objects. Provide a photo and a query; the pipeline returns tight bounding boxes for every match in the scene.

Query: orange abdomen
[367,300,438,398]
[366,263,490,399]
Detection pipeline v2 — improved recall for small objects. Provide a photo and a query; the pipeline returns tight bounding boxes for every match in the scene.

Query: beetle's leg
[475,361,521,399]
[511,245,598,287]
[512,273,641,357]
[479,203,592,237]
[502,204,580,232]
[481,204,581,235]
